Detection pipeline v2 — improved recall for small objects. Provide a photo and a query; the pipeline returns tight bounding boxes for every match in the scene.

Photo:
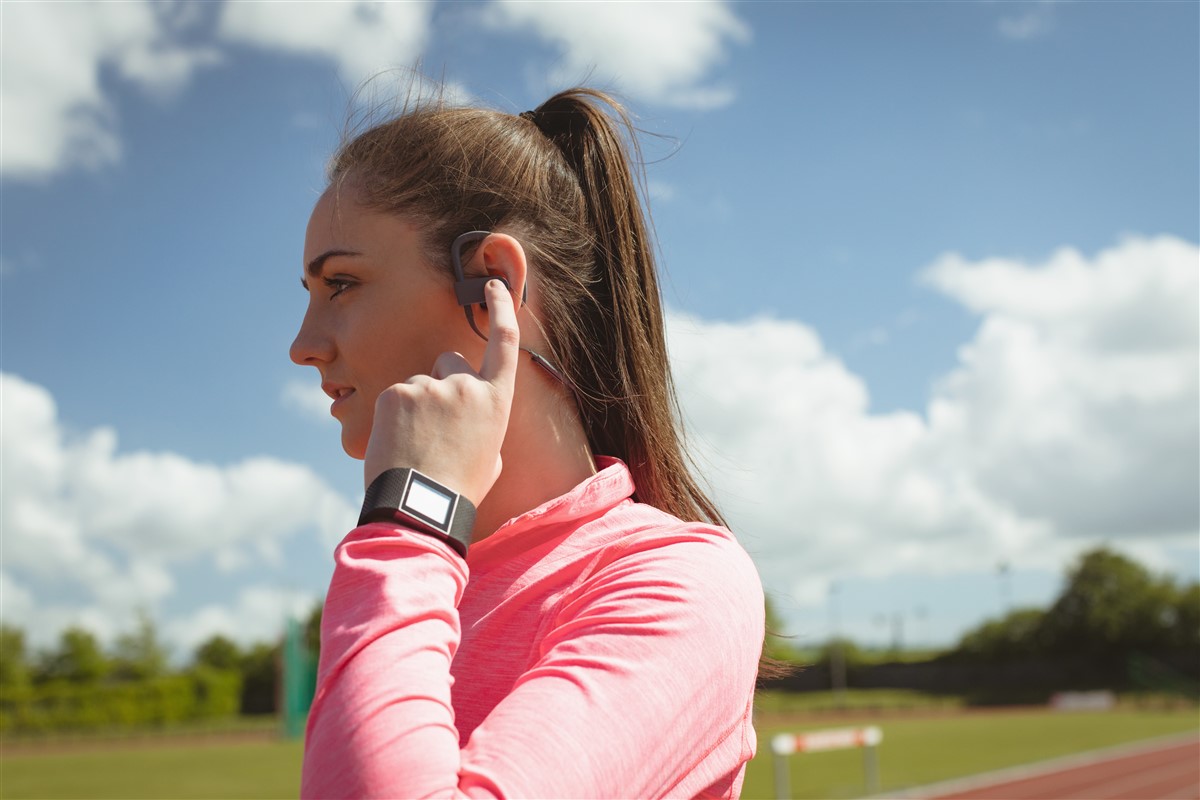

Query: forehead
[303,184,383,261]
[302,185,427,268]
[305,186,357,244]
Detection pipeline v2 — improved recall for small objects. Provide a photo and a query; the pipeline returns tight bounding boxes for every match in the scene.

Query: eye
[323,276,354,298]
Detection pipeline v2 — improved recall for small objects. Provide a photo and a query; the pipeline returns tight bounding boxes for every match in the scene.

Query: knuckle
[378,379,430,409]
[451,377,474,401]
[375,385,404,411]
[493,324,520,349]
[378,383,404,400]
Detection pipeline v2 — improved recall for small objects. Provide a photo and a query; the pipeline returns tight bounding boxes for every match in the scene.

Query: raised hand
[363,279,519,506]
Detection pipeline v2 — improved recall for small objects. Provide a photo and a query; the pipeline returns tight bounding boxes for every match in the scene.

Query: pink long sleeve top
[301,457,765,799]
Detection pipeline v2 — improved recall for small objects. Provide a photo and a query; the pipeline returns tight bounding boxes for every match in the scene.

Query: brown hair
[333,90,787,681]
[330,86,792,682]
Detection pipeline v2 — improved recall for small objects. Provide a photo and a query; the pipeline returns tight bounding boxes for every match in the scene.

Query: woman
[291,86,774,799]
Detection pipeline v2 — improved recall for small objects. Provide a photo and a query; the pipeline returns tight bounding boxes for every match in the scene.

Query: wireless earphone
[450,231,577,397]
[451,230,527,340]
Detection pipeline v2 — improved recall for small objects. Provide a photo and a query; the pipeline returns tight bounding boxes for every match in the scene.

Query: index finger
[479,278,520,389]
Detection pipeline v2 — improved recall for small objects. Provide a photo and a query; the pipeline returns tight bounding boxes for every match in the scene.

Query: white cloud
[1,1,220,181]
[486,0,750,109]
[668,235,1199,610]
[668,313,1046,610]
[282,379,336,426]
[1,0,439,181]
[0,572,35,630]
[998,1,1056,41]
[217,1,433,90]
[921,236,1198,540]
[164,587,318,657]
[0,372,356,652]
[1,0,740,182]
[647,180,677,203]
[291,111,325,131]
[3,236,1194,655]
[847,325,890,351]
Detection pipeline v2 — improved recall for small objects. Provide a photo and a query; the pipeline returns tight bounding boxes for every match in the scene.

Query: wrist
[358,468,475,558]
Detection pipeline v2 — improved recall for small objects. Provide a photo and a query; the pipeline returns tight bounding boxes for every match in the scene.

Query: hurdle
[770,725,883,799]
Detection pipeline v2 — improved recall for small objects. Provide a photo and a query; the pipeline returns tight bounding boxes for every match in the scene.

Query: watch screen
[405,478,454,529]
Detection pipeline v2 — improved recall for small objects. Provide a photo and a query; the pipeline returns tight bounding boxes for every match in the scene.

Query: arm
[301,523,474,799]
[301,522,764,799]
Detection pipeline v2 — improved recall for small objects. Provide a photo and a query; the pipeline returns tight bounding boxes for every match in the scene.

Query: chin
[341,427,368,461]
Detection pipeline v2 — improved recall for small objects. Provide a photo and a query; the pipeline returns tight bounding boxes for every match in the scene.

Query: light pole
[829,581,847,704]
[913,605,928,653]
[997,561,1013,614]
[873,611,906,657]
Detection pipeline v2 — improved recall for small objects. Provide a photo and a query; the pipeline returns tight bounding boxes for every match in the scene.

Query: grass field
[2,706,1196,799]
[1,739,304,800]
[742,708,1199,799]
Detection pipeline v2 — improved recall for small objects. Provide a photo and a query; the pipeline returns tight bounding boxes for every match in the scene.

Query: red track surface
[922,736,1199,800]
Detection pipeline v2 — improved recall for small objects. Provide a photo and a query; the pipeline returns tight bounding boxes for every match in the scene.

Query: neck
[470,359,596,544]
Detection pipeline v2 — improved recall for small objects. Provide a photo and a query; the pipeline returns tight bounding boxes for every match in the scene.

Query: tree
[35,627,109,683]
[1039,547,1177,657]
[305,601,323,659]
[240,642,280,715]
[0,625,31,690]
[1171,582,1200,649]
[951,547,1196,663]
[194,635,242,672]
[816,637,867,669]
[954,608,1047,661]
[111,611,168,681]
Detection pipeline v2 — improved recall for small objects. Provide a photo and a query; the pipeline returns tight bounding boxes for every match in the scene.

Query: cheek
[374,316,457,378]
[348,283,481,389]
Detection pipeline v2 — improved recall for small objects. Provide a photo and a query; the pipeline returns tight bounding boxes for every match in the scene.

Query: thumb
[431,351,473,380]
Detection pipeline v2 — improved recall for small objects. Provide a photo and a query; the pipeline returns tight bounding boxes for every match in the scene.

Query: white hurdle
[770,725,883,799]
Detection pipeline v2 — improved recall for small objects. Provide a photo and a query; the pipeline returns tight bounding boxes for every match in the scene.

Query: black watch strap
[358,468,474,559]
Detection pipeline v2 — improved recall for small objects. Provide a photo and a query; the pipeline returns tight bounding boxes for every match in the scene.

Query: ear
[468,233,528,310]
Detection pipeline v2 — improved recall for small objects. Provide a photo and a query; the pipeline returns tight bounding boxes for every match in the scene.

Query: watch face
[403,474,456,532]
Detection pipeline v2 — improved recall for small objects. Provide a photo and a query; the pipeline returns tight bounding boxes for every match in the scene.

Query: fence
[770,725,882,799]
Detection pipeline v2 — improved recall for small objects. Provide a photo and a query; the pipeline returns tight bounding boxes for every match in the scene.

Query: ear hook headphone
[451,231,577,397]
[451,230,528,337]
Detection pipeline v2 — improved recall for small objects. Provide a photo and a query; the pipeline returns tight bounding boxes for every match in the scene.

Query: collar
[466,456,634,569]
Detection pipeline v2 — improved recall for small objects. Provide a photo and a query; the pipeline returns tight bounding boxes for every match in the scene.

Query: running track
[912,735,1199,799]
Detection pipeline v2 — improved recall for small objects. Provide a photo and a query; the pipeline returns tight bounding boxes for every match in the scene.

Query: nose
[290,308,334,366]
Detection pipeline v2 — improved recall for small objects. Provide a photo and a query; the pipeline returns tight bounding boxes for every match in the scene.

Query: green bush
[0,669,242,735]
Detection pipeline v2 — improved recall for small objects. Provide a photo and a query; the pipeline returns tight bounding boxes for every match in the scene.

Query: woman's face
[289,187,481,459]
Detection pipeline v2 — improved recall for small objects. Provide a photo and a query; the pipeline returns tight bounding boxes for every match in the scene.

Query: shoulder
[606,501,762,587]
[561,502,766,647]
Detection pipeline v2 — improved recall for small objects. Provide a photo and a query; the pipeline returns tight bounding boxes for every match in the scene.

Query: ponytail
[523,89,726,528]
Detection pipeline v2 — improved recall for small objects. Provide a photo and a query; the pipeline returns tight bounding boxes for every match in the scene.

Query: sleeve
[300,523,765,800]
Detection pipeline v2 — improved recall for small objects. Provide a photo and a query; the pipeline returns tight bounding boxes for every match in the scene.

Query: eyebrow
[301,249,362,289]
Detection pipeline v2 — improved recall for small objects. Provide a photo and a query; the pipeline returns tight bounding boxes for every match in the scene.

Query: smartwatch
[358,468,475,559]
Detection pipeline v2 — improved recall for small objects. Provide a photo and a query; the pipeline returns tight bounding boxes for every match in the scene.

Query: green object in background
[281,618,317,740]
[2,707,1195,799]
[0,739,304,800]
[1128,652,1200,697]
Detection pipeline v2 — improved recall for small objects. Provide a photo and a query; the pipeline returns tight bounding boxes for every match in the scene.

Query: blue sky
[3,0,1197,658]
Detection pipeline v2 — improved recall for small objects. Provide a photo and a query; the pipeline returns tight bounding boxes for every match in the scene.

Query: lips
[321,382,355,414]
